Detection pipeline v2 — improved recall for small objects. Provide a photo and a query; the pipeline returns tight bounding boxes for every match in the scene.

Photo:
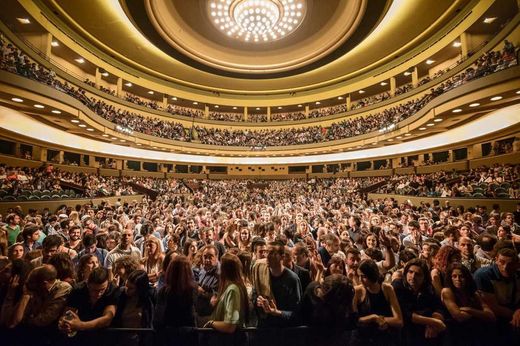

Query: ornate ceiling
[34,0,474,95]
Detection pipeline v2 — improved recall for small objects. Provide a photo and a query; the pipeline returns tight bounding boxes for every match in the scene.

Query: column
[204,105,209,119]
[58,151,64,164]
[43,33,52,59]
[390,77,396,97]
[305,105,309,118]
[346,95,351,111]
[162,95,168,109]
[116,77,123,97]
[14,143,21,158]
[95,68,101,88]
[460,32,469,59]
[267,106,271,122]
[244,106,248,121]
[412,66,419,87]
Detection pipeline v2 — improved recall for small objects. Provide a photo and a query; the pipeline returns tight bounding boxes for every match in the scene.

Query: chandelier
[208,0,306,43]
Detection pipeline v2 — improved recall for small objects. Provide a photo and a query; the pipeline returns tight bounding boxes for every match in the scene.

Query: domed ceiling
[36,0,471,94]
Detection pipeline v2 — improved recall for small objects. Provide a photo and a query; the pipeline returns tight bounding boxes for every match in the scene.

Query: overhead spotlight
[71,119,80,123]
[426,123,434,127]
[404,133,412,136]
[214,105,219,108]
[34,104,44,109]
[75,58,85,64]
[315,101,321,105]
[469,103,480,107]
[278,106,282,109]
[298,104,303,107]
[256,107,260,110]
[16,18,31,24]
[452,109,462,113]
[78,124,87,128]
[433,118,443,122]
[193,101,198,105]
[171,96,177,100]
[337,96,343,100]
[148,91,154,95]
[51,41,59,47]
[380,82,388,86]
[452,41,461,47]
[426,59,435,65]
[490,96,502,101]
[419,127,426,130]
[11,97,23,102]
[124,82,132,87]
[404,71,412,76]
[233,106,237,109]
[51,110,61,114]
[102,134,109,137]
[358,90,365,94]
[86,128,94,132]
[483,17,497,24]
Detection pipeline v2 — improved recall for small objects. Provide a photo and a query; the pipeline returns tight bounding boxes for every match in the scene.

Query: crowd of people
[0,35,517,147]
[377,164,520,199]
[0,166,518,345]
[0,164,138,199]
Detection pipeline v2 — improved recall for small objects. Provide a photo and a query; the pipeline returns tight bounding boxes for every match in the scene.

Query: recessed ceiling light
[87,128,94,132]
[71,119,80,123]
[359,90,365,94]
[278,106,282,109]
[102,134,109,137]
[101,72,109,77]
[51,41,59,47]
[171,96,177,100]
[256,107,260,110]
[16,18,31,24]
[111,137,117,140]
[233,106,237,109]
[152,146,158,149]
[419,127,427,130]
[387,139,393,142]
[469,103,480,107]
[516,90,520,94]
[452,41,461,47]
[426,123,434,127]
[75,58,85,64]
[380,82,388,86]
[51,109,61,114]
[34,104,44,109]
[78,124,87,128]
[315,101,321,105]
[193,101,198,105]
[298,104,302,107]
[11,97,23,102]
[452,109,462,113]
[214,105,219,108]
[404,133,412,136]
[483,17,497,24]
[136,143,142,146]
[337,96,343,100]
[124,82,132,87]
[147,91,154,95]
[426,59,435,65]
[404,71,412,76]
[433,118,443,122]
[490,96,502,101]
[396,136,403,139]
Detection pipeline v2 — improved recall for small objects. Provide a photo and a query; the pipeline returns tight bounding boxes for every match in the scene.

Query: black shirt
[67,282,119,322]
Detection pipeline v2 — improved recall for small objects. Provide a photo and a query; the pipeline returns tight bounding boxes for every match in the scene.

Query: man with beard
[66,225,83,253]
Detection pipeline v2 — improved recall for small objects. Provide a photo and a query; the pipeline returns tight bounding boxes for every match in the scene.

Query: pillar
[58,151,64,164]
[43,33,52,59]
[305,105,309,118]
[95,68,101,88]
[460,32,469,59]
[162,95,168,109]
[204,105,209,119]
[267,107,271,122]
[346,95,351,111]
[244,106,248,121]
[116,77,123,97]
[412,66,419,87]
[14,143,21,158]
[390,77,396,97]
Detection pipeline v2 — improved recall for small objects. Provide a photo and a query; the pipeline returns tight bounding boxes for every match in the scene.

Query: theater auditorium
[0,0,519,345]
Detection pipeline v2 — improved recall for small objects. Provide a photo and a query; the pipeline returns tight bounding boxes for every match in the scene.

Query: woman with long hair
[182,238,198,263]
[431,245,462,296]
[154,255,197,345]
[441,263,495,345]
[299,274,356,346]
[142,236,164,286]
[221,223,239,249]
[7,243,24,261]
[113,270,155,346]
[204,253,248,335]
[352,259,403,346]
[76,253,99,282]
[238,227,251,252]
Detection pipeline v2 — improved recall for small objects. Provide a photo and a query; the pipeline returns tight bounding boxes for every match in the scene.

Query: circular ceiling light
[209,0,306,43]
